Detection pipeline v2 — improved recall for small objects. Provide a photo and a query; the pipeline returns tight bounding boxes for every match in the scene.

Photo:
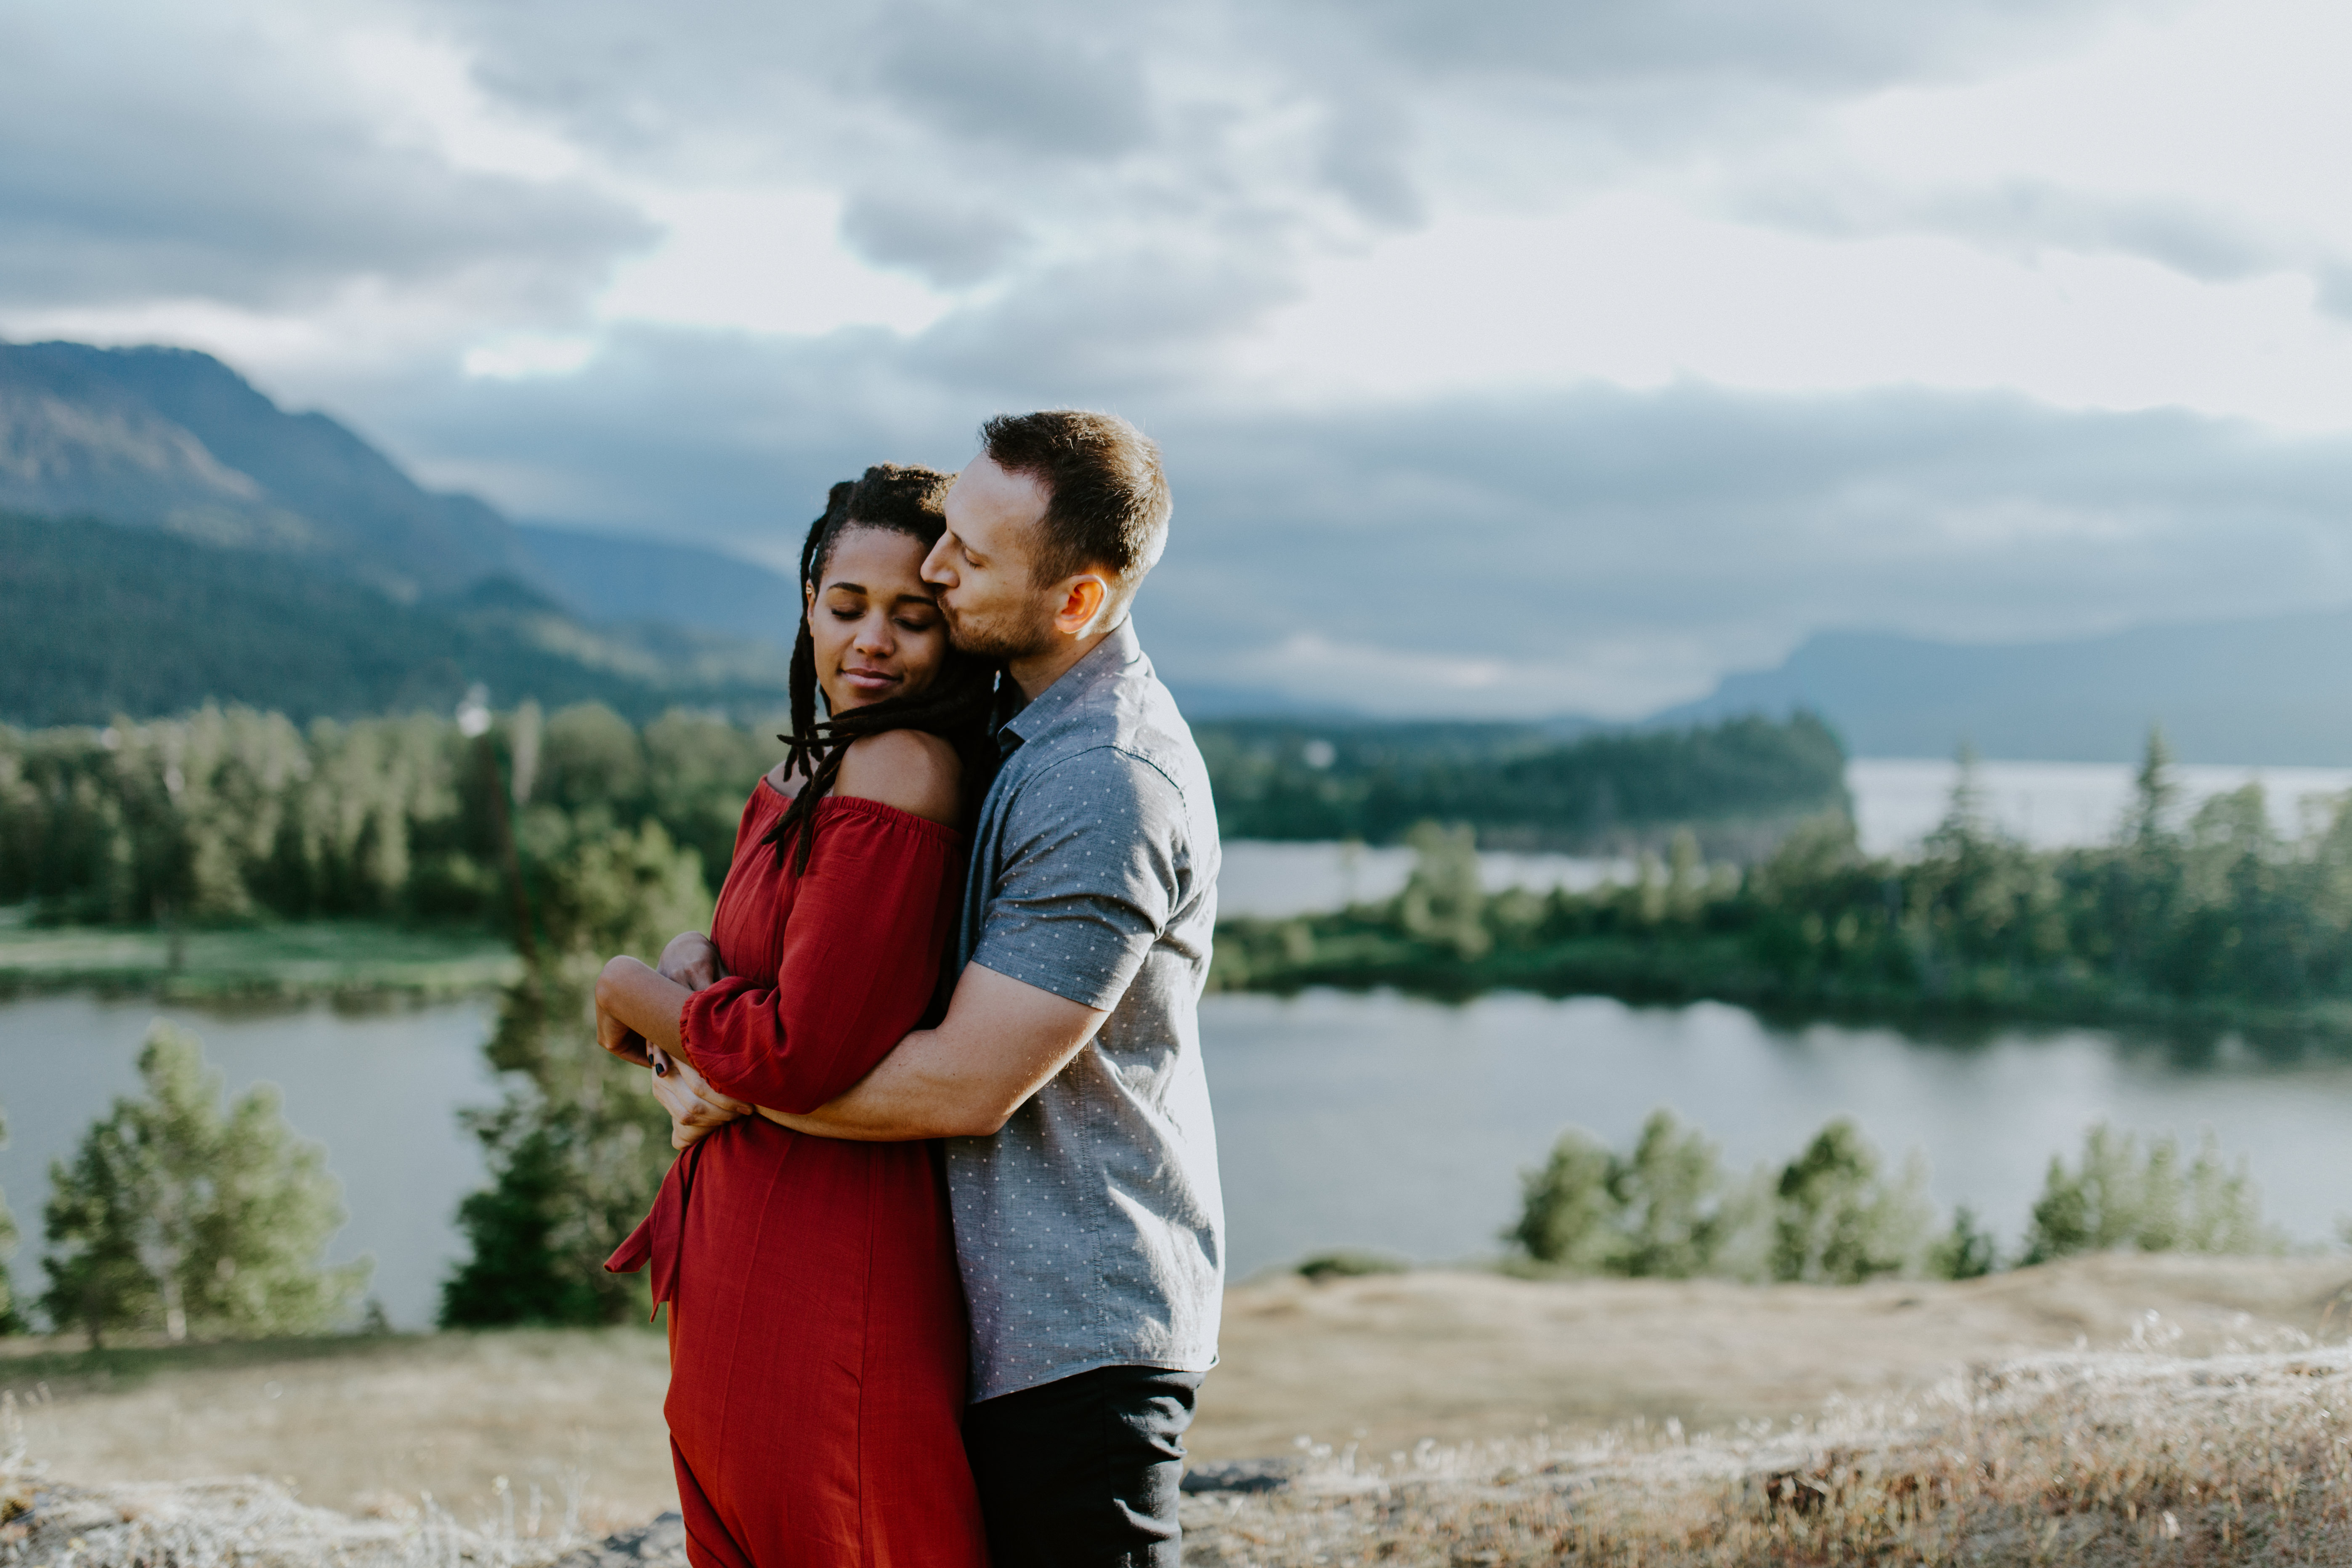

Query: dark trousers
[962,1364,1203,1567]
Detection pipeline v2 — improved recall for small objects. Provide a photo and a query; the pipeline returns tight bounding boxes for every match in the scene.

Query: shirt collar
[998,619,1143,749]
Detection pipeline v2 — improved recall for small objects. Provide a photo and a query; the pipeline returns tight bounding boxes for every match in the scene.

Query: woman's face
[806,525,949,713]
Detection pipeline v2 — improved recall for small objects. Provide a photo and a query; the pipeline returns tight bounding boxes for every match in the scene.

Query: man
[661,409,1224,1564]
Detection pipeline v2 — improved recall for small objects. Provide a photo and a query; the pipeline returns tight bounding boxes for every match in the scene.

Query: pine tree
[1769,1119,1933,1284]
[441,812,709,1326]
[0,1098,22,1335]
[41,1024,367,1347]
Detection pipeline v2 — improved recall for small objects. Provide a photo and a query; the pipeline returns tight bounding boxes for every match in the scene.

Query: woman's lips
[842,668,899,692]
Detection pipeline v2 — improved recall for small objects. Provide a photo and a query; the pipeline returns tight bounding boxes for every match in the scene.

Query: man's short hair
[980,410,1172,597]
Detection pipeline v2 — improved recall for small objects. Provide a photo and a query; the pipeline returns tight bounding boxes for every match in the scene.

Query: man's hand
[649,1048,752,1150]
[658,931,726,991]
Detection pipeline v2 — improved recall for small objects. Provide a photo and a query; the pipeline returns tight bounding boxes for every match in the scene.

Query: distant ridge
[0,340,537,597]
[0,339,820,726]
[515,523,800,648]
[1655,609,2352,765]
[0,511,791,728]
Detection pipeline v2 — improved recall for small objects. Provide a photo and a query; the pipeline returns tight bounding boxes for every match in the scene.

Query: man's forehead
[948,456,1048,541]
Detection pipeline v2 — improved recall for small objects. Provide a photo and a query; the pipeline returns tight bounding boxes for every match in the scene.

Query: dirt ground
[8,1255,2349,1533]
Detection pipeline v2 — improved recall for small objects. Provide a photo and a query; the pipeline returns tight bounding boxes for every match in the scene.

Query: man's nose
[920,536,953,586]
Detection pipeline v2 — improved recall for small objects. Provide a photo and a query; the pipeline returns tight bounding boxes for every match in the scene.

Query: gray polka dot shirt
[945,620,1225,1403]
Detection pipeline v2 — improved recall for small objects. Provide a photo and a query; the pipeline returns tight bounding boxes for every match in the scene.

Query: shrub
[2023,1122,2283,1263]
[1297,1250,1410,1281]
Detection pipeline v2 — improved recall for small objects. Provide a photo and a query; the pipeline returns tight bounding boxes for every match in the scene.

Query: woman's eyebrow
[822,579,869,595]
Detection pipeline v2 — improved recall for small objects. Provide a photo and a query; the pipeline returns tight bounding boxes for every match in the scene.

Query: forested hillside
[1197,711,1850,853]
[0,513,792,727]
[0,340,536,596]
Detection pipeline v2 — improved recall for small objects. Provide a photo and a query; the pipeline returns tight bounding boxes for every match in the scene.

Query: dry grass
[1197,1253,2352,1461]
[1181,1336,2352,1565]
[0,1329,674,1536]
[11,1258,2352,1565]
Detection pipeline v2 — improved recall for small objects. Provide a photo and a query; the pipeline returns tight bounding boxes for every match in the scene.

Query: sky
[10,0,2352,716]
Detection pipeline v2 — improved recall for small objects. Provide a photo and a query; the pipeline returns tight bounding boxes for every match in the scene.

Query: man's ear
[1052,574,1113,636]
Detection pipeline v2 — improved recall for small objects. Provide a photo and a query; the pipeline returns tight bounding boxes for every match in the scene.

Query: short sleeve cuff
[969,937,1143,1013]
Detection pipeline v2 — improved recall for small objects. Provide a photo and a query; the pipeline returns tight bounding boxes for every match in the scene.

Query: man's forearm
[758,963,1109,1142]
[757,1029,979,1141]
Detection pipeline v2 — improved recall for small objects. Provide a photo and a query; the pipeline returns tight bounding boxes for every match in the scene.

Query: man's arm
[755,963,1106,1141]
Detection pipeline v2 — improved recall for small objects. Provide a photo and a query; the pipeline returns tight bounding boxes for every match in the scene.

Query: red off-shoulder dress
[607,780,988,1568]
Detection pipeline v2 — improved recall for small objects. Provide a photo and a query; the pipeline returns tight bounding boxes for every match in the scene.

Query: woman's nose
[855,613,895,653]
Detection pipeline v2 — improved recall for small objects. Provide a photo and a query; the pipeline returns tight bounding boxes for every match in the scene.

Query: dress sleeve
[679,796,964,1113]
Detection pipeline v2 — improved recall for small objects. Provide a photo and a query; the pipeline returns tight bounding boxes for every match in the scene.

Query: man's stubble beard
[943,596,1058,663]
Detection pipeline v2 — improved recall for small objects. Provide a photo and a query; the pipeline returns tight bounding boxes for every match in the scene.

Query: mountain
[0,338,817,726]
[0,511,790,728]
[1656,609,2352,764]
[0,340,542,597]
[515,523,802,647]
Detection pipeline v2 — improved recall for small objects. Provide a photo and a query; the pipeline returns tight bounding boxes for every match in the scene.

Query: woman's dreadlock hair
[761,463,1002,874]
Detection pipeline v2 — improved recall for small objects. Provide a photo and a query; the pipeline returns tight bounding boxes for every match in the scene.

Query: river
[9,760,2351,1331]
[7,985,2349,1330]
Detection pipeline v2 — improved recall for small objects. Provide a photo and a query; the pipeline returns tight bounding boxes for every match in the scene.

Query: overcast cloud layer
[9,0,2352,715]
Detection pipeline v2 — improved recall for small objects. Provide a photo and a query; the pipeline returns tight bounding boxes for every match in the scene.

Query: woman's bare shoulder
[835,730,963,828]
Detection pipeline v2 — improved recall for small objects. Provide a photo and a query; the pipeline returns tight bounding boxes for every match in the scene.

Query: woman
[595,464,999,1568]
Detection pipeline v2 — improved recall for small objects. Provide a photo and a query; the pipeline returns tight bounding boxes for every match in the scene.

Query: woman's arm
[595,956,692,1064]
[605,730,965,1125]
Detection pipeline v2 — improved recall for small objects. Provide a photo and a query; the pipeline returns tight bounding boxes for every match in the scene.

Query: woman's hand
[596,955,690,1065]
[649,1048,753,1150]
[596,990,652,1068]
[658,931,727,991]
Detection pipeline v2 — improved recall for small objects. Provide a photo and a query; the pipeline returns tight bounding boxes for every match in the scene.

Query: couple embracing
[592,410,1224,1568]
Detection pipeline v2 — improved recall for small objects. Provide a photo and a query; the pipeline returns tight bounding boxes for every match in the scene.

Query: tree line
[0,700,777,932]
[1214,734,2352,1034]
[1196,711,1850,852]
[1507,1110,2278,1285]
[1,704,1850,936]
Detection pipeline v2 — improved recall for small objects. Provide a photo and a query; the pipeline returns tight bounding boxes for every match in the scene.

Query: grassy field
[0,910,519,1001]
[6,1253,2347,1555]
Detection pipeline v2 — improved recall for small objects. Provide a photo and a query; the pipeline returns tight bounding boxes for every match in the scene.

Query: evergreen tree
[1507,1128,1621,1271]
[0,1098,21,1335]
[1610,1110,1729,1278]
[1769,1119,1933,1284]
[1507,1110,1739,1279]
[41,1024,367,1347]
[2125,726,2182,849]
[441,814,711,1326]
[2024,1123,2280,1262]
[1929,1205,2001,1280]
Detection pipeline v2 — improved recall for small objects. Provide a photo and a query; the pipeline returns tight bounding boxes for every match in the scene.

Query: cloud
[0,5,650,318]
[1318,0,2160,87]
[354,316,2352,716]
[839,196,1027,287]
[15,0,2352,722]
[869,10,1154,158]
